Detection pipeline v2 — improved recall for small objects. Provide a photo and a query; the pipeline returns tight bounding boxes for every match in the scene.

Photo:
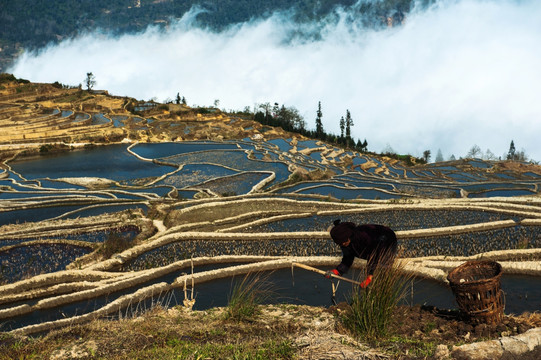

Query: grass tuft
[342,252,412,340]
[225,272,275,322]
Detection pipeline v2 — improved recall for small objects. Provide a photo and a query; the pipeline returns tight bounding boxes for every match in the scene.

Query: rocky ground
[1,302,540,360]
[383,304,541,359]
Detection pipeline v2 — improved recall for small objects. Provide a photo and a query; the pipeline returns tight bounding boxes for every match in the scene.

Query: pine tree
[345,109,353,140]
[339,116,345,139]
[272,103,280,118]
[315,101,323,138]
[435,149,444,162]
[175,93,181,104]
[507,140,516,160]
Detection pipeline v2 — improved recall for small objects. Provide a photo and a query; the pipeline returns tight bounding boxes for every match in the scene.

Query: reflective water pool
[11,145,175,181]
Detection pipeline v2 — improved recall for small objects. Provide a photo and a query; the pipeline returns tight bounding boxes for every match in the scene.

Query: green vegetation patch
[0,306,296,360]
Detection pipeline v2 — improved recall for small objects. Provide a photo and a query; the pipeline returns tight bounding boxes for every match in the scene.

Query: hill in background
[0,0,414,71]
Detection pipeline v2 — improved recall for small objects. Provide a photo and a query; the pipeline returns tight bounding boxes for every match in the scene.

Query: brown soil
[391,305,536,344]
[328,302,541,358]
[2,303,539,360]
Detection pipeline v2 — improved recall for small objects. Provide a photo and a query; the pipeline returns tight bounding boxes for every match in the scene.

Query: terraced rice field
[0,84,540,335]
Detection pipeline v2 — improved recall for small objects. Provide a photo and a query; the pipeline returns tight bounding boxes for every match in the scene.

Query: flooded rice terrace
[1,139,541,334]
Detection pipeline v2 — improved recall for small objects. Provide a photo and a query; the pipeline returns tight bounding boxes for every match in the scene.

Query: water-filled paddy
[468,160,492,169]
[62,228,139,243]
[245,210,519,233]
[189,172,272,195]
[112,186,173,198]
[274,181,364,193]
[0,205,93,226]
[125,239,339,271]
[445,172,483,182]
[523,172,541,179]
[468,189,536,198]
[3,267,538,332]
[111,115,127,128]
[351,157,368,166]
[414,170,437,179]
[10,144,175,182]
[176,190,200,199]
[432,166,460,172]
[267,138,292,152]
[6,228,138,246]
[403,169,421,179]
[1,139,541,334]
[292,185,401,200]
[124,224,538,270]
[0,243,92,284]
[402,226,541,257]
[91,113,110,125]
[73,113,90,122]
[131,141,240,159]
[393,183,461,198]
[308,151,324,162]
[296,140,320,149]
[0,191,98,200]
[314,178,398,192]
[385,165,405,178]
[120,226,541,264]
[61,203,148,219]
[188,268,459,312]
[156,164,238,189]
[192,271,539,316]
[494,173,520,180]
[5,172,34,184]
[460,182,537,192]
[158,150,291,185]
[34,179,86,190]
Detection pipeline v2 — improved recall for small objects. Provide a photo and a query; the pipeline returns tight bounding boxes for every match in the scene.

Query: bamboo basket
[447,260,504,324]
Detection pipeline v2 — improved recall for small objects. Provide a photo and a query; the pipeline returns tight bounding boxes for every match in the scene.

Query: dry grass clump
[519,312,541,327]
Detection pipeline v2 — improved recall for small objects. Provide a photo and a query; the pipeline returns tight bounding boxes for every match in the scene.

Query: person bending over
[326,219,398,288]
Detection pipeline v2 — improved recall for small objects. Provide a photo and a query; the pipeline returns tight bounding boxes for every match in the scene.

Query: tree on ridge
[345,109,353,147]
[507,140,516,160]
[315,101,323,138]
[435,149,444,162]
[85,72,96,91]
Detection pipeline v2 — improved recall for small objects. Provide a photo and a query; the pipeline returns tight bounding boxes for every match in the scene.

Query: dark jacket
[336,224,397,276]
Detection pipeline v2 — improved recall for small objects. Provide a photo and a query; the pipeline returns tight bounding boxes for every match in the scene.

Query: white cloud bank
[9,0,541,160]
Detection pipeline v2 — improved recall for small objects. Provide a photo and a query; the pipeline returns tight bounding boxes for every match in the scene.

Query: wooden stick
[292,262,362,286]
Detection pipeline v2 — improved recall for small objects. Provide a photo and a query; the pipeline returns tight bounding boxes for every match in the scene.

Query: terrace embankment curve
[1,83,541,355]
[1,196,541,337]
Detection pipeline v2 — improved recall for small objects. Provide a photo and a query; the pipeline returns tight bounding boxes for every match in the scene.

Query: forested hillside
[0,0,416,71]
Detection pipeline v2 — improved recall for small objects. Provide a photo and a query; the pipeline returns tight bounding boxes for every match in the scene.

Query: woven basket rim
[447,260,502,285]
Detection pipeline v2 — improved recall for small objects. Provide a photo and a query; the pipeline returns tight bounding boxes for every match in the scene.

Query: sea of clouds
[8,0,541,161]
